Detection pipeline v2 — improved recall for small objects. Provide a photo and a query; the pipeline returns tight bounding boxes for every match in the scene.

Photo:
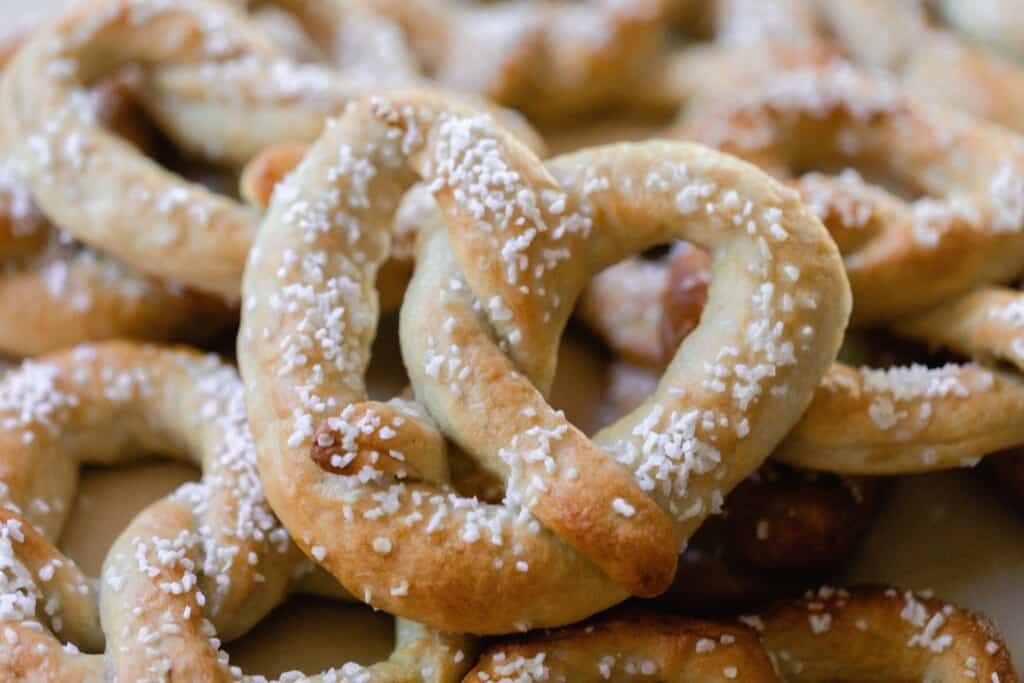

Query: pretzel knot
[238,90,850,633]
[0,342,470,681]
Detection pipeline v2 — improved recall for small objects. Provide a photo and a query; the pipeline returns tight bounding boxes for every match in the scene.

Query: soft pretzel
[676,61,1024,326]
[469,587,1019,683]
[0,342,471,681]
[585,173,1024,476]
[752,586,1018,683]
[0,37,232,356]
[1,0,395,301]
[465,611,779,683]
[238,90,849,633]
[0,0,275,302]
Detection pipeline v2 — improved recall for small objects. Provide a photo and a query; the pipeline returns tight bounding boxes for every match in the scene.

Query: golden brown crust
[754,586,1019,683]
[466,611,780,683]
[471,587,1018,683]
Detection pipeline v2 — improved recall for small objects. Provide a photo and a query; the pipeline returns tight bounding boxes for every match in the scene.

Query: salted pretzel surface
[0,342,471,681]
[752,586,1018,683]
[596,361,878,612]
[469,587,1018,683]
[238,89,849,634]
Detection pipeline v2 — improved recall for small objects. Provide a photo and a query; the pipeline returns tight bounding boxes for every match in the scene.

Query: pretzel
[751,586,1018,683]
[816,0,1024,136]
[2,0,547,309]
[1,0,398,301]
[237,89,849,633]
[599,361,878,612]
[676,61,1024,326]
[584,174,1024,476]
[468,587,1019,682]
[0,342,472,681]
[0,35,232,356]
[465,611,780,682]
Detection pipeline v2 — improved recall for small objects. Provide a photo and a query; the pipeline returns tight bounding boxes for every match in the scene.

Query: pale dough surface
[2,0,1022,674]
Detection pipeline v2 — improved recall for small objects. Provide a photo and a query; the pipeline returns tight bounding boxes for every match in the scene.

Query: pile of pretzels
[0,0,1022,680]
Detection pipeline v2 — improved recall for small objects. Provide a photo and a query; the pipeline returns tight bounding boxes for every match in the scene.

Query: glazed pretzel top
[238,90,849,634]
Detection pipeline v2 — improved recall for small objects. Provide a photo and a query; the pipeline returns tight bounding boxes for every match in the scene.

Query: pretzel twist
[238,90,849,633]
[0,342,471,681]
[1,0,404,302]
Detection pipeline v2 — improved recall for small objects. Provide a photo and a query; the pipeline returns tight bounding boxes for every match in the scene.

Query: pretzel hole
[81,68,245,201]
[59,462,197,578]
[310,316,611,503]
[225,597,393,678]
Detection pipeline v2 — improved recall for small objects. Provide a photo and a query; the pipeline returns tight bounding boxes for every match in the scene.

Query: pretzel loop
[239,91,849,633]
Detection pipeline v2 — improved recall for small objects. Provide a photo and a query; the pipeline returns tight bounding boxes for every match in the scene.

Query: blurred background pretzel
[0,30,232,357]
[469,586,1018,683]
